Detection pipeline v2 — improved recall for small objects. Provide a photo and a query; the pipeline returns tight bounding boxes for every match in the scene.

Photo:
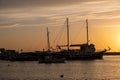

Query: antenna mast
[66,18,70,51]
[47,27,50,52]
[86,19,89,44]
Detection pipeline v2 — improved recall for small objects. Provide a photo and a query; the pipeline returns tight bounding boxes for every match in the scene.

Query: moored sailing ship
[0,18,109,61]
[57,18,108,60]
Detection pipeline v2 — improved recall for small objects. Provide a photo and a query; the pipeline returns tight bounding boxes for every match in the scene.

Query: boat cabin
[70,43,95,55]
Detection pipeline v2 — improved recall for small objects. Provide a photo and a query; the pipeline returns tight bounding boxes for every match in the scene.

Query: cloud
[0,0,108,9]
[92,10,120,19]
[0,15,52,28]
[0,0,119,29]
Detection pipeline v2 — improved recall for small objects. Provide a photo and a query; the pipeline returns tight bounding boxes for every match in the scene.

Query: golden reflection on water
[0,56,120,80]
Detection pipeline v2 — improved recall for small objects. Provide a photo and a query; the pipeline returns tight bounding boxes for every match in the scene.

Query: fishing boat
[38,52,65,63]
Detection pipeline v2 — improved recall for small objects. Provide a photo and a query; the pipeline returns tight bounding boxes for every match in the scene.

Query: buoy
[7,64,10,67]
[60,75,64,78]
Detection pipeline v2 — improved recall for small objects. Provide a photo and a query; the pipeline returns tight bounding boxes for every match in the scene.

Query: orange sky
[0,0,120,52]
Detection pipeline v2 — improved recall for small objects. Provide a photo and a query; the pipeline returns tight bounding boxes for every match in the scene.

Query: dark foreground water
[0,56,120,80]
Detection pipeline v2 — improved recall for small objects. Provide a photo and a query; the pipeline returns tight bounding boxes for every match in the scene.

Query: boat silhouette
[0,18,108,61]
[38,27,66,63]
[56,18,107,60]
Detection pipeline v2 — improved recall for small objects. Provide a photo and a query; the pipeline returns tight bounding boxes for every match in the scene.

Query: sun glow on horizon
[0,0,120,52]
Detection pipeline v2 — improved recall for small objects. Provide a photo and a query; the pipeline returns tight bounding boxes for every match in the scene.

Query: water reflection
[0,56,120,80]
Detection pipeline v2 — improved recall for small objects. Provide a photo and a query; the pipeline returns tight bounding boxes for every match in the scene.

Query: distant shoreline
[104,52,120,55]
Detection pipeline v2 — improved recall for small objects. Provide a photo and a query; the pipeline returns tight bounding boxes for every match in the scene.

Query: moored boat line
[0,18,108,62]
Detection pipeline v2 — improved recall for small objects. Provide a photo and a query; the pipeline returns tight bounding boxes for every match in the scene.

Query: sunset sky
[0,0,120,52]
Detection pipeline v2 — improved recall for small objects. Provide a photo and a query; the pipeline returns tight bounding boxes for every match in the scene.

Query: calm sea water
[0,55,120,80]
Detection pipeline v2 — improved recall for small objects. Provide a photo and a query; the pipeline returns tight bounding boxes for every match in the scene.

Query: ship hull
[58,50,105,60]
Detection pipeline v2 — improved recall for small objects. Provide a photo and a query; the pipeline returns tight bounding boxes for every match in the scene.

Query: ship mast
[47,27,50,52]
[66,18,70,51]
[86,19,89,44]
